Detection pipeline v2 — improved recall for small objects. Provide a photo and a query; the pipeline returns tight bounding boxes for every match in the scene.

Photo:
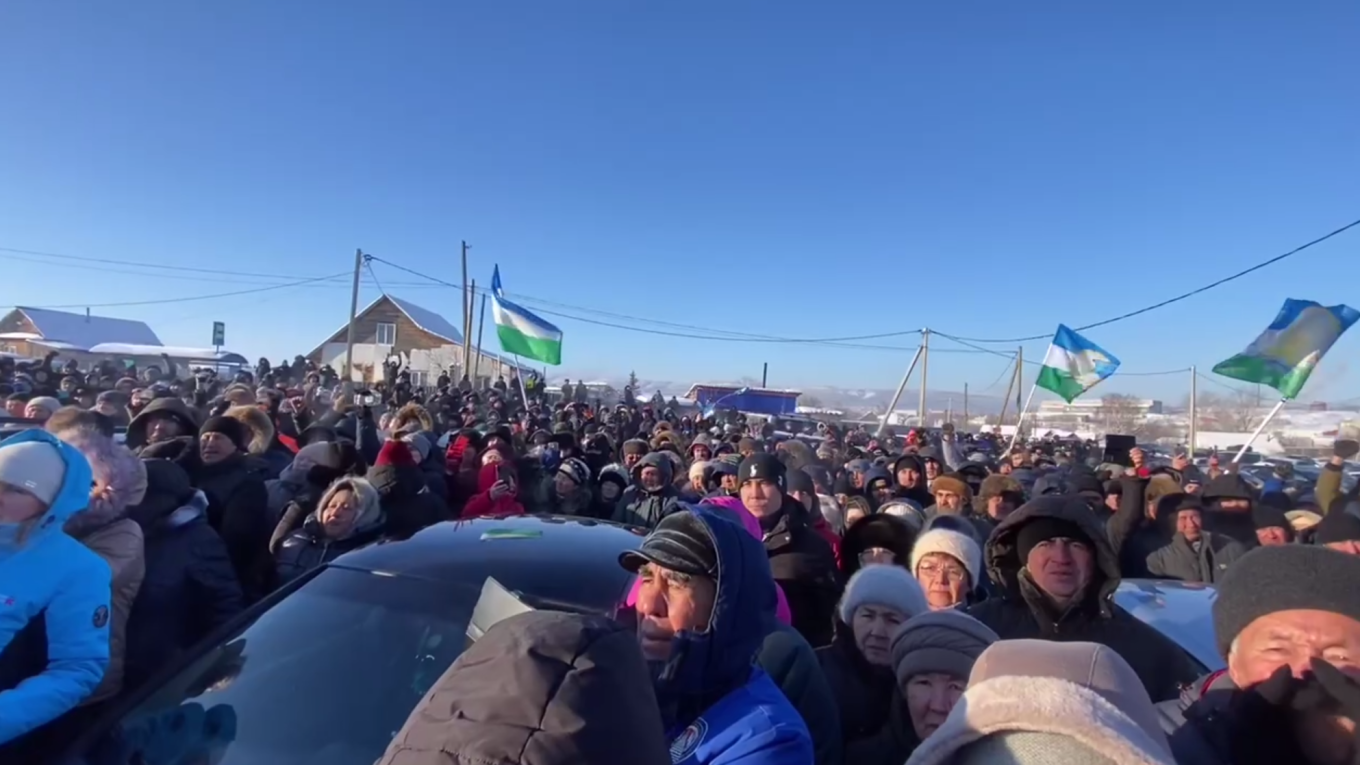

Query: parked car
[1114,579,1222,674]
[64,516,644,765]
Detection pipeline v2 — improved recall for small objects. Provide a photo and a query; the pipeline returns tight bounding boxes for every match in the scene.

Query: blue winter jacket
[0,430,112,744]
[655,506,814,765]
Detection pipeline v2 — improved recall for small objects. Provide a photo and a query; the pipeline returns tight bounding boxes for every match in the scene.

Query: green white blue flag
[1213,299,1358,400]
[1035,325,1121,403]
[491,266,563,365]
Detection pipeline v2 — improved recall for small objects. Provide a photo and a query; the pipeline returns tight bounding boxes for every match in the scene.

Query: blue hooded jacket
[654,506,813,765]
[0,430,111,744]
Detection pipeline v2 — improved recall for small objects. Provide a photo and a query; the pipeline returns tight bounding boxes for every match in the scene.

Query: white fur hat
[911,528,983,588]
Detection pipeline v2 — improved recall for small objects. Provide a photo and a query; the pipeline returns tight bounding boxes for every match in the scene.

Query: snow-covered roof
[14,307,162,350]
[86,343,248,364]
[387,295,464,344]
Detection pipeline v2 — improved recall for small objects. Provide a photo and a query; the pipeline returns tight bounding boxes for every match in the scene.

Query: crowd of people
[0,350,1359,764]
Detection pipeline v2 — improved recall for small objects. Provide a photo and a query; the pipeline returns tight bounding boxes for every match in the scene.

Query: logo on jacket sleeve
[93,605,109,629]
[669,718,707,763]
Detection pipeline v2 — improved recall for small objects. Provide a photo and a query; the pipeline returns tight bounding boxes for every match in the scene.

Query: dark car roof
[333,515,647,612]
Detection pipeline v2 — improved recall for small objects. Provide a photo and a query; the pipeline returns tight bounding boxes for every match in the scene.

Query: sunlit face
[1326,540,1360,556]
[851,604,906,666]
[146,415,183,443]
[924,460,941,481]
[933,489,963,512]
[5,400,25,417]
[692,446,711,461]
[989,493,1019,519]
[635,563,716,662]
[199,432,238,465]
[1229,609,1360,765]
[720,474,738,493]
[553,472,577,497]
[624,453,643,470]
[1256,526,1289,546]
[845,505,868,528]
[905,672,966,740]
[640,466,665,492]
[320,489,359,537]
[481,450,504,466]
[740,478,779,517]
[23,402,54,422]
[1176,509,1203,543]
[0,482,48,524]
[916,552,970,611]
[897,467,921,489]
[688,465,706,489]
[1025,537,1094,605]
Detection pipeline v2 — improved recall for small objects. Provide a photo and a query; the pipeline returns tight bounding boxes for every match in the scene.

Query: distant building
[0,306,162,356]
[305,294,530,386]
[1309,401,1329,412]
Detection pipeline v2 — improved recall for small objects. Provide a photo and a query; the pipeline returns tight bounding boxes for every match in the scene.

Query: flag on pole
[491,266,563,365]
[1212,299,1358,400]
[1035,325,1121,403]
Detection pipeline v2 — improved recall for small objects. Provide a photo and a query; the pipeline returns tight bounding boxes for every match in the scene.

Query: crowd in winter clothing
[2,349,1360,764]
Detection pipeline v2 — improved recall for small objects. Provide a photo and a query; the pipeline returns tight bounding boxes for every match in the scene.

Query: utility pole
[460,241,471,377]
[473,292,488,383]
[1016,345,1024,413]
[343,248,363,387]
[918,328,930,427]
[761,362,768,388]
[963,382,969,428]
[1189,366,1198,453]
[998,353,1018,426]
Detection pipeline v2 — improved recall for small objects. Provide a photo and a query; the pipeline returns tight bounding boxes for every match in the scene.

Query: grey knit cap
[890,609,999,687]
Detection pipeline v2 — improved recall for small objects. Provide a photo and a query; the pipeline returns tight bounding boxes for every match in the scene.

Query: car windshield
[84,566,481,765]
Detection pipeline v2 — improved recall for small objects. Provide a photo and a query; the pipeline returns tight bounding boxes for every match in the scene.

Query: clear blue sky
[3,2,1358,403]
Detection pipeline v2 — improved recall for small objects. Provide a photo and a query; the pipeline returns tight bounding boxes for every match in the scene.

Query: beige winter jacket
[906,639,1176,765]
[77,520,145,703]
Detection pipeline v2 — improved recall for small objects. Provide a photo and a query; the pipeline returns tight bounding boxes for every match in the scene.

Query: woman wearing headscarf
[274,476,385,585]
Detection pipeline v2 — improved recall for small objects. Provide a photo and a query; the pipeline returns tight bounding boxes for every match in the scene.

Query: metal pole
[761,362,768,388]
[997,353,1018,425]
[473,292,488,383]
[343,248,363,386]
[1189,366,1198,454]
[1016,345,1024,413]
[963,382,969,429]
[918,328,930,427]
[460,241,471,377]
[1233,399,1287,464]
[876,346,924,437]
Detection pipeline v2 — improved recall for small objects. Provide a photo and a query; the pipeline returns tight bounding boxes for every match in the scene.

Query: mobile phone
[496,464,515,485]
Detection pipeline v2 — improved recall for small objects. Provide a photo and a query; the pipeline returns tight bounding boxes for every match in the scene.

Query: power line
[27,271,352,309]
[937,215,1360,343]
[364,258,387,296]
[367,256,943,349]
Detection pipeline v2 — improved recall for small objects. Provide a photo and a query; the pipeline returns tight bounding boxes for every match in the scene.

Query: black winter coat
[965,495,1199,703]
[367,462,444,538]
[764,496,841,647]
[816,623,895,751]
[843,695,920,765]
[192,453,273,601]
[274,515,387,585]
[125,485,244,691]
[759,624,843,765]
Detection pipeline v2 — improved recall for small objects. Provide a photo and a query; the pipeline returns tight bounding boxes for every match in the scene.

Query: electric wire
[28,271,353,309]
[937,215,1360,343]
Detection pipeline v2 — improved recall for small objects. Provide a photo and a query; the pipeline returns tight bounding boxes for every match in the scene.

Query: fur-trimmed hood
[777,438,815,474]
[390,402,434,435]
[224,404,276,456]
[49,421,149,538]
[906,639,1174,765]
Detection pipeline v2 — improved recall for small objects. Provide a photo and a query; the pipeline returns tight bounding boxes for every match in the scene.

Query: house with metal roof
[306,294,532,386]
[0,306,163,355]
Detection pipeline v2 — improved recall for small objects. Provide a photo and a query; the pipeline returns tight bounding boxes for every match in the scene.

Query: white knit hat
[911,528,983,589]
[838,564,929,624]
